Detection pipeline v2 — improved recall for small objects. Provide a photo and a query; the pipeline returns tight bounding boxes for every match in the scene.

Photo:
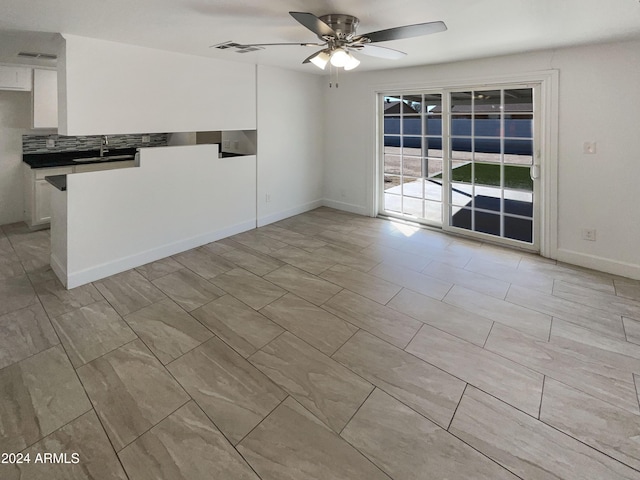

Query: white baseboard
[556,248,640,281]
[66,219,256,288]
[322,199,369,216]
[257,199,324,227]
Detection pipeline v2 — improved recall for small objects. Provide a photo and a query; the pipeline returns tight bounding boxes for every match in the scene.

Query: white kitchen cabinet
[24,165,73,228]
[32,69,58,129]
[0,65,32,91]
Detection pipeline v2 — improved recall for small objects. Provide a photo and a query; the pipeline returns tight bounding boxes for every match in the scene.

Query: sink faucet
[100,135,109,156]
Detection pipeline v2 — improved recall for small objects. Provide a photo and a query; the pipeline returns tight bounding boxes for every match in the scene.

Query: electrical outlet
[142,135,150,143]
[582,229,596,241]
[265,193,271,203]
[223,140,230,149]
[583,142,597,154]
[46,138,55,148]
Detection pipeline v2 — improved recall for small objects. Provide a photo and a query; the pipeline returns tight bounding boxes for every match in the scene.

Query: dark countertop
[23,148,138,168]
[45,175,67,192]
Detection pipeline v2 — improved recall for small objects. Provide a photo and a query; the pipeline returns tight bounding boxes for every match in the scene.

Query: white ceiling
[1,0,640,73]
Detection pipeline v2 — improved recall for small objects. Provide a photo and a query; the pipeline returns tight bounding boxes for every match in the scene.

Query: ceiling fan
[235,11,447,71]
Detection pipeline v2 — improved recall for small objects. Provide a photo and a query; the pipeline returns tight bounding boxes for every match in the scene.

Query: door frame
[371,70,559,258]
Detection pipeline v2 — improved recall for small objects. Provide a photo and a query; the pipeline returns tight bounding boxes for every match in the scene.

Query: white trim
[557,248,640,281]
[66,219,256,288]
[322,198,370,216]
[257,199,324,227]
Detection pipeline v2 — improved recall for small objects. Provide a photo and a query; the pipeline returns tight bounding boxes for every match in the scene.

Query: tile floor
[1,207,640,479]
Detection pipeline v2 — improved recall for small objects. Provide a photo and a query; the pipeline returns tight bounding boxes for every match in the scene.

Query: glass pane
[472,162,501,188]
[384,152,401,175]
[473,195,501,213]
[384,193,401,212]
[504,139,533,164]
[403,94,422,113]
[504,88,533,112]
[425,115,442,135]
[451,115,472,136]
[451,138,473,160]
[383,175,401,192]
[403,156,423,177]
[503,165,533,191]
[450,91,473,110]
[402,117,421,135]
[384,97,414,115]
[402,196,423,217]
[384,116,401,134]
[505,114,533,138]
[401,135,421,150]
[425,200,442,224]
[384,135,400,148]
[504,216,533,243]
[423,93,442,111]
[402,177,423,199]
[424,137,443,158]
[450,161,472,185]
[425,178,442,201]
[427,158,444,178]
[401,146,422,157]
[451,182,473,207]
[474,115,501,137]
[474,211,501,236]
[474,90,502,114]
[451,206,472,230]
[503,192,534,217]
[474,138,501,155]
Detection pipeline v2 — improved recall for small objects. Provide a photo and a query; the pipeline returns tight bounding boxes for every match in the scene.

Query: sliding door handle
[530,164,540,180]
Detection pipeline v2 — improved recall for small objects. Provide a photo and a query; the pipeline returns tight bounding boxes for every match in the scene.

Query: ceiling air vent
[210,41,264,53]
[18,52,58,60]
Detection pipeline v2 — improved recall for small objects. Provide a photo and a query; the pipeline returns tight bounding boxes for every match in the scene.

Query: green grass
[434,163,532,191]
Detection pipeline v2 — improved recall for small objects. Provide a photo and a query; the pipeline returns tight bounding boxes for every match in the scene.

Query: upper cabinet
[0,65,32,91]
[32,69,58,129]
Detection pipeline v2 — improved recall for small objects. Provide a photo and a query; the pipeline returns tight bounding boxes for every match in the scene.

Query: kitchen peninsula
[48,144,257,288]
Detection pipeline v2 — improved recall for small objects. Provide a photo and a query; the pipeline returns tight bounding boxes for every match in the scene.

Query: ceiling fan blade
[289,11,337,38]
[362,21,447,43]
[355,44,407,60]
[234,42,326,47]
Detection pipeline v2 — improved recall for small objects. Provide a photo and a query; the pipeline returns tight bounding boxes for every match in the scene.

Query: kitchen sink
[73,155,135,163]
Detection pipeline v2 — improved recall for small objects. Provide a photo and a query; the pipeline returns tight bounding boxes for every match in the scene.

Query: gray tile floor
[1,207,640,479]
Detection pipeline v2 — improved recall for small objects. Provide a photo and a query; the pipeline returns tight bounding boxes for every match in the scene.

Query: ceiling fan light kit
[309,50,330,69]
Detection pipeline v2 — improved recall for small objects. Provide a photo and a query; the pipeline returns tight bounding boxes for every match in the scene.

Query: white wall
[59,34,256,135]
[0,90,30,225]
[323,39,640,279]
[256,65,325,226]
[52,145,256,287]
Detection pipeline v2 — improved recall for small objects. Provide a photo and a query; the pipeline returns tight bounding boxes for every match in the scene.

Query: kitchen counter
[23,148,138,168]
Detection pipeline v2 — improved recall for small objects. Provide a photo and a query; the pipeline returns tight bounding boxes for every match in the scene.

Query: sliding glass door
[382,93,444,225]
[379,84,540,250]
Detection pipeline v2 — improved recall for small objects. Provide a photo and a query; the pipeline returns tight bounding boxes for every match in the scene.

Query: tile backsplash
[22,133,168,154]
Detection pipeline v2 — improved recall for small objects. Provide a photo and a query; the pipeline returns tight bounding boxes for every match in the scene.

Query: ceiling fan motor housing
[318,14,360,41]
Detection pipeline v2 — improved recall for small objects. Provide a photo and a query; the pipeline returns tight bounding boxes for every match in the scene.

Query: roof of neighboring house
[384,101,418,114]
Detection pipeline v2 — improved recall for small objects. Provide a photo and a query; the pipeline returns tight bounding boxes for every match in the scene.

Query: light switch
[46,138,55,148]
[583,142,597,154]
